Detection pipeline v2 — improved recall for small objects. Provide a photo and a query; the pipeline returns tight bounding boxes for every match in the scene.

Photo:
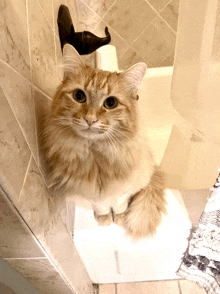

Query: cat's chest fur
[53,132,154,201]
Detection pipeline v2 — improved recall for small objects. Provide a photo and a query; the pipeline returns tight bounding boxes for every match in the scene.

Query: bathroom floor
[99,280,206,294]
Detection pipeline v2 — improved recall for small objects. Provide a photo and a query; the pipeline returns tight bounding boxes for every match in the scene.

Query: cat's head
[51,44,146,143]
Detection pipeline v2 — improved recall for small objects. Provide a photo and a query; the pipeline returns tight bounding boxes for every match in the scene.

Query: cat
[43,43,167,239]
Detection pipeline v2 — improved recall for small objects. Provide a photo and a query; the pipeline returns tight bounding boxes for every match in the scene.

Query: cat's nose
[84,116,98,126]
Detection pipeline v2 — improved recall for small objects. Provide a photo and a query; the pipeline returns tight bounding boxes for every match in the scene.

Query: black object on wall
[57,5,111,55]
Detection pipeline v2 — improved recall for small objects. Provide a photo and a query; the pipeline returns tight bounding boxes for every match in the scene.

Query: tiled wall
[75,0,179,69]
[0,0,93,293]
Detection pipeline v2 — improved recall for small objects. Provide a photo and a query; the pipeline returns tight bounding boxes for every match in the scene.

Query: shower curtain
[160,0,220,189]
[161,0,220,292]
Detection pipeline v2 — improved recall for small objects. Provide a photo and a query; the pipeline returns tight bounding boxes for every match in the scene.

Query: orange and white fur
[43,44,167,239]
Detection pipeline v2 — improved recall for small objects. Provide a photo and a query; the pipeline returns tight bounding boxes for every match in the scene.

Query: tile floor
[99,280,206,294]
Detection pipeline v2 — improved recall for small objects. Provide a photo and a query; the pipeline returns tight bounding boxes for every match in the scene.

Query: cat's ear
[63,44,85,76]
[120,62,147,96]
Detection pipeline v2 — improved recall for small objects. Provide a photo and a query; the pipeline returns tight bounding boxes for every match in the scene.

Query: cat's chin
[77,129,106,141]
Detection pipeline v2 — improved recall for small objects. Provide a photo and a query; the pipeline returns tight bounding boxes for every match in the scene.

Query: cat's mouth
[78,126,106,139]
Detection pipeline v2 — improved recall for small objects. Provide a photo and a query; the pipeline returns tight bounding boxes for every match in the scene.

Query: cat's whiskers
[72,117,85,128]
[91,124,109,133]
[98,123,109,129]
[42,123,67,136]
[110,126,132,141]
[52,116,72,125]
[103,131,119,157]
[43,125,73,143]
[106,129,123,147]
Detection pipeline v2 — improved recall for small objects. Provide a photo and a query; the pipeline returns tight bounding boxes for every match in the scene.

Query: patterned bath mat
[178,168,220,294]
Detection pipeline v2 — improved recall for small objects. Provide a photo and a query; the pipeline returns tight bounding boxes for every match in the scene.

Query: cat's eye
[72,89,86,103]
[103,97,118,109]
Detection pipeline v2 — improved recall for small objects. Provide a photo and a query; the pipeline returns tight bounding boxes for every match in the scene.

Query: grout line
[0,76,46,168]
[1,186,77,294]
[160,0,174,13]
[28,0,62,91]
[94,17,131,54]
[30,84,53,101]
[178,281,183,294]
[144,0,176,34]
[35,0,55,33]
[1,73,53,193]
[101,0,118,21]
[25,0,33,83]
[1,72,51,187]
[0,67,54,192]
[115,283,118,294]
[92,18,105,34]
[31,148,50,191]
[76,0,102,31]
[53,5,63,89]
[51,0,56,36]
[0,78,37,160]
[2,80,51,196]
[117,30,150,66]
[0,58,53,101]
[78,0,117,35]
[157,12,176,34]
[26,0,40,166]
[130,17,155,46]
[31,82,40,166]
[18,155,32,202]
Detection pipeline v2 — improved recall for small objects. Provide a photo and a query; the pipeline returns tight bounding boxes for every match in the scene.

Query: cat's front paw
[113,211,126,227]
[94,211,113,226]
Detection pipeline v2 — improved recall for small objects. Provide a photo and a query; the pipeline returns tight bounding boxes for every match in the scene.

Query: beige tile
[94,20,129,58]
[133,16,176,67]
[42,216,93,294]
[161,0,179,32]
[0,0,31,79]
[55,35,64,84]
[75,0,102,31]
[53,0,63,38]
[18,155,73,238]
[5,258,75,294]
[17,157,93,294]
[80,0,116,17]
[118,47,146,70]
[0,85,31,203]
[100,284,115,294]
[117,281,180,294]
[33,88,52,182]
[36,0,54,28]
[159,52,175,67]
[28,0,58,97]
[212,1,220,61]
[103,0,157,45]
[147,0,171,12]
[0,187,46,258]
[18,157,55,237]
[0,61,38,163]
[179,280,206,294]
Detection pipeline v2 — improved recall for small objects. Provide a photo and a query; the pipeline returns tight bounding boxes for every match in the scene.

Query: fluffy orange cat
[43,44,166,239]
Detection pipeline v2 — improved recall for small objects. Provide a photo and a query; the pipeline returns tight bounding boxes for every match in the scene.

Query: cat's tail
[116,167,167,239]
